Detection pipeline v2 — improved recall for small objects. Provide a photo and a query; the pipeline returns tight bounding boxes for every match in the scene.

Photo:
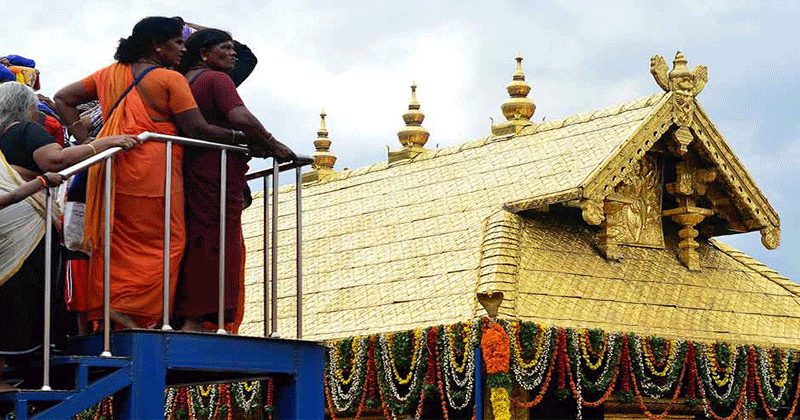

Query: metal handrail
[245,156,314,180]
[138,131,250,152]
[244,155,313,339]
[8,132,312,390]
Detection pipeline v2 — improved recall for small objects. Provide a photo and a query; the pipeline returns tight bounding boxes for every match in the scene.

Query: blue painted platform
[1,330,325,419]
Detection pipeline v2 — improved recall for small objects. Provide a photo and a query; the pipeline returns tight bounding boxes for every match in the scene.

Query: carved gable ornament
[576,51,781,270]
[650,51,707,155]
[591,154,665,260]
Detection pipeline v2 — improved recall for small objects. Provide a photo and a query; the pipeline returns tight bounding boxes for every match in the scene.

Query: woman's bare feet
[180,318,215,333]
[110,311,139,329]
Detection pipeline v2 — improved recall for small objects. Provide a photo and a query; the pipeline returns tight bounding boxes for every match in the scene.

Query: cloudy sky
[4,1,799,280]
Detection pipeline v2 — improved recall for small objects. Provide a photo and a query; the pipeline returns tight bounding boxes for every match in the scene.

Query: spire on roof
[492,54,536,136]
[389,82,430,163]
[302,109,337,183]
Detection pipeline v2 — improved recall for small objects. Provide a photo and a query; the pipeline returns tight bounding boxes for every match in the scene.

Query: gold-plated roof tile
[240,88,797,347]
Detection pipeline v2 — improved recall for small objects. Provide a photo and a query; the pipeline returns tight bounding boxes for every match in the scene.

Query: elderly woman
[0,82,137,386]
[174,29,295,332]
[54,17,251,330]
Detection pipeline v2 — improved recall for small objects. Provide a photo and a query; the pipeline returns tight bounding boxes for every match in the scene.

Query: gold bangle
[87,143,98,155]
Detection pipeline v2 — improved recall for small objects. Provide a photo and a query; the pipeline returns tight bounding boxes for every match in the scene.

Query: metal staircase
[0,354,132,419]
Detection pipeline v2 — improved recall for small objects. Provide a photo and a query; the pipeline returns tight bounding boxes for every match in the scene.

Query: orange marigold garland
[481,317,512,420]
[482,320,510,375]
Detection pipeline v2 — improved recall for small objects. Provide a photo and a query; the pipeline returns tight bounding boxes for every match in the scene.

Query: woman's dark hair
[177,29,233,73]
[114,17,183,64]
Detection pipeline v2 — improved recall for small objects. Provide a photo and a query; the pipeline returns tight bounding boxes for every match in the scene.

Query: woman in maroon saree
[176,29,294,332]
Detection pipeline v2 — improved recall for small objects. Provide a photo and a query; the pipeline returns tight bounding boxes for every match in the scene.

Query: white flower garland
[573,331,619,393]
[506,322,555,391]
[568,330,584,420]
[629,336,685,399]
[232,381,262,415]
[377,331,426,404]
[189,385,219,419]
[696,343,740,403]
[327,336,369,413]
[164,387,177,419]
[756,347,789,410]
[439,320,479,410]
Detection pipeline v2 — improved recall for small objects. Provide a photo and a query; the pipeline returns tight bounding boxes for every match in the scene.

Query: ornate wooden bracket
[761,225,780,250]
[666,161,717,198]
[594,194,634,261]
[580,198,605,226]
[664,158,717,270]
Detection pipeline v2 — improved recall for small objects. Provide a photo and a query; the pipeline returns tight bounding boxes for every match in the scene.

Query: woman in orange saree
[55,17,247,329]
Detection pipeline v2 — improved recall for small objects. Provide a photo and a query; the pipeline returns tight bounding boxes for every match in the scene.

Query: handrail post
[161,141,173,330]
[216,149,228,334]
[41,187,53,390]
[102,157,112,357]
[270,158,279,337]
[295,167,303,339]
[263,173,270,337]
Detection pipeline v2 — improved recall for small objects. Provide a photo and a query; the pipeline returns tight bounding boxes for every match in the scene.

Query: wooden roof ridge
[710,238,800,299]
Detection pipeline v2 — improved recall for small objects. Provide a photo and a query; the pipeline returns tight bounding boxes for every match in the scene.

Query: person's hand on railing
[0,173,65,209]
[248,136,297,163]
[94,134,142,152]
[42,172,66,186]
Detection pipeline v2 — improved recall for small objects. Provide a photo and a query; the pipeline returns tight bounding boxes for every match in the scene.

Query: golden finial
[390,82,430,163]
[311,109,336,171]
[302,109,337,183]
[650,51,708,97]
[492,54,536,135]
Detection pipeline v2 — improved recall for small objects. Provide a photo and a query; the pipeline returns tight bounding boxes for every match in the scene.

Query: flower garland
[188,384,219,419]
[327,336,370,414]
[706,342,736,387]
[375,327,428,417]
[322,318,800,419]
[74,397,113,420]
[232,381,262,415]
[579,329,608,371]
[695,342,747,408]
[641,336,677,377]
[438,321,479,410]
[570,329,621,396]
[264,378,274,420]
[628,335,687,399]
[505,321,555,391]
[627,338,688,420]
[767,348,791,388]
[755,346,792,412]
[482,318,511,420]
[509,327,557,409]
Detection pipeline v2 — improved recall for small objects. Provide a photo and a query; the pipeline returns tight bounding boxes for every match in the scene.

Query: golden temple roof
[238,55,798,348]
